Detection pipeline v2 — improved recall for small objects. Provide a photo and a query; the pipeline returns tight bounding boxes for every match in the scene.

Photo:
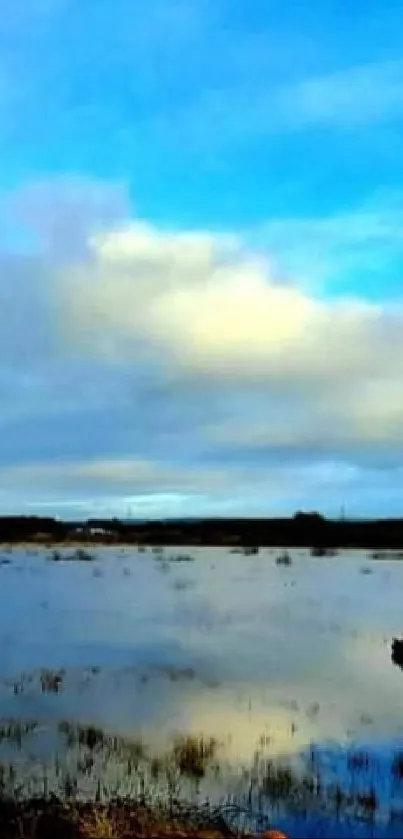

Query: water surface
[0,546,402,836]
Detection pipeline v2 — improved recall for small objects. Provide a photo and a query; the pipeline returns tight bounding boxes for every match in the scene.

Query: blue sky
[1,0,403,518]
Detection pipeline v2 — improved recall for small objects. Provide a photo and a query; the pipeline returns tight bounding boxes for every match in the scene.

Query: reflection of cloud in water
[2,549,403,758]
[2,549,403,835]
[179,688,317,763]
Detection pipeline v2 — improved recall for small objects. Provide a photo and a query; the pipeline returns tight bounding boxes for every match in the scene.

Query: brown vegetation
[0,798,287,838]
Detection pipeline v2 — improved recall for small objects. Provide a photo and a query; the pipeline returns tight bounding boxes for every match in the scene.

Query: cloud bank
[1,180,402,518]
[61,216,403,435]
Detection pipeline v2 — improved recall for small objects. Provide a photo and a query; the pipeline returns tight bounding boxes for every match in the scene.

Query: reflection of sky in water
[1,548,403,740]
[2,547,403,833]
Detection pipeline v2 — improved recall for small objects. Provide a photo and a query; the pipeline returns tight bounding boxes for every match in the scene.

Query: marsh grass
[58,722,146,767]
[11,673,33,696]
[168,553,195,563]
[347,751,371,772]
[40,669,65,693]
[392,752,403,780]
[0,796,273,838]
[0,720,401,835]
[58,721,111,751]
[310,547,337,557]
[275,552,292,567]
[153,552,195,565]
[371,550,403,560]
[166,667,196,682]
[262,763,295,800]
[172,736,218,779]
[172,579,194,592]
[0,719,37,747]
[50,548,96,563]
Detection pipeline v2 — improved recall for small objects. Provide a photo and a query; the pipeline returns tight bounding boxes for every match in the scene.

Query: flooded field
[1,545,403,837]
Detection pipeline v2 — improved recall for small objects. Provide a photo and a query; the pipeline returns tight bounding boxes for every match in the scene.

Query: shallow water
[1,546,403,836]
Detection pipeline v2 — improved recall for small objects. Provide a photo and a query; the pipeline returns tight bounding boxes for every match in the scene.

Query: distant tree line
[0,513,403,548]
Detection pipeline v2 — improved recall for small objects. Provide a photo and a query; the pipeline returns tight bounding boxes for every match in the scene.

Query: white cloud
[48,213,403,486]
[60,219,402,391]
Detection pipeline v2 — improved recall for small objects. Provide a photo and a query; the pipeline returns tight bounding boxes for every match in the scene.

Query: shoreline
[1,541,403,556]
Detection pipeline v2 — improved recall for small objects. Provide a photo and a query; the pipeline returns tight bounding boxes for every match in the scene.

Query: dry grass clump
[0,796,284,838]
[172,736,218,779]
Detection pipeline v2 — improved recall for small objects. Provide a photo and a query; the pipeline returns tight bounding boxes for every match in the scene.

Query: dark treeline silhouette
[2,512,403,548]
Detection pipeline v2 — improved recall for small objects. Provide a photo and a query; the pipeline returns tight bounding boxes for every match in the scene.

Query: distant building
[88,526,114,536]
